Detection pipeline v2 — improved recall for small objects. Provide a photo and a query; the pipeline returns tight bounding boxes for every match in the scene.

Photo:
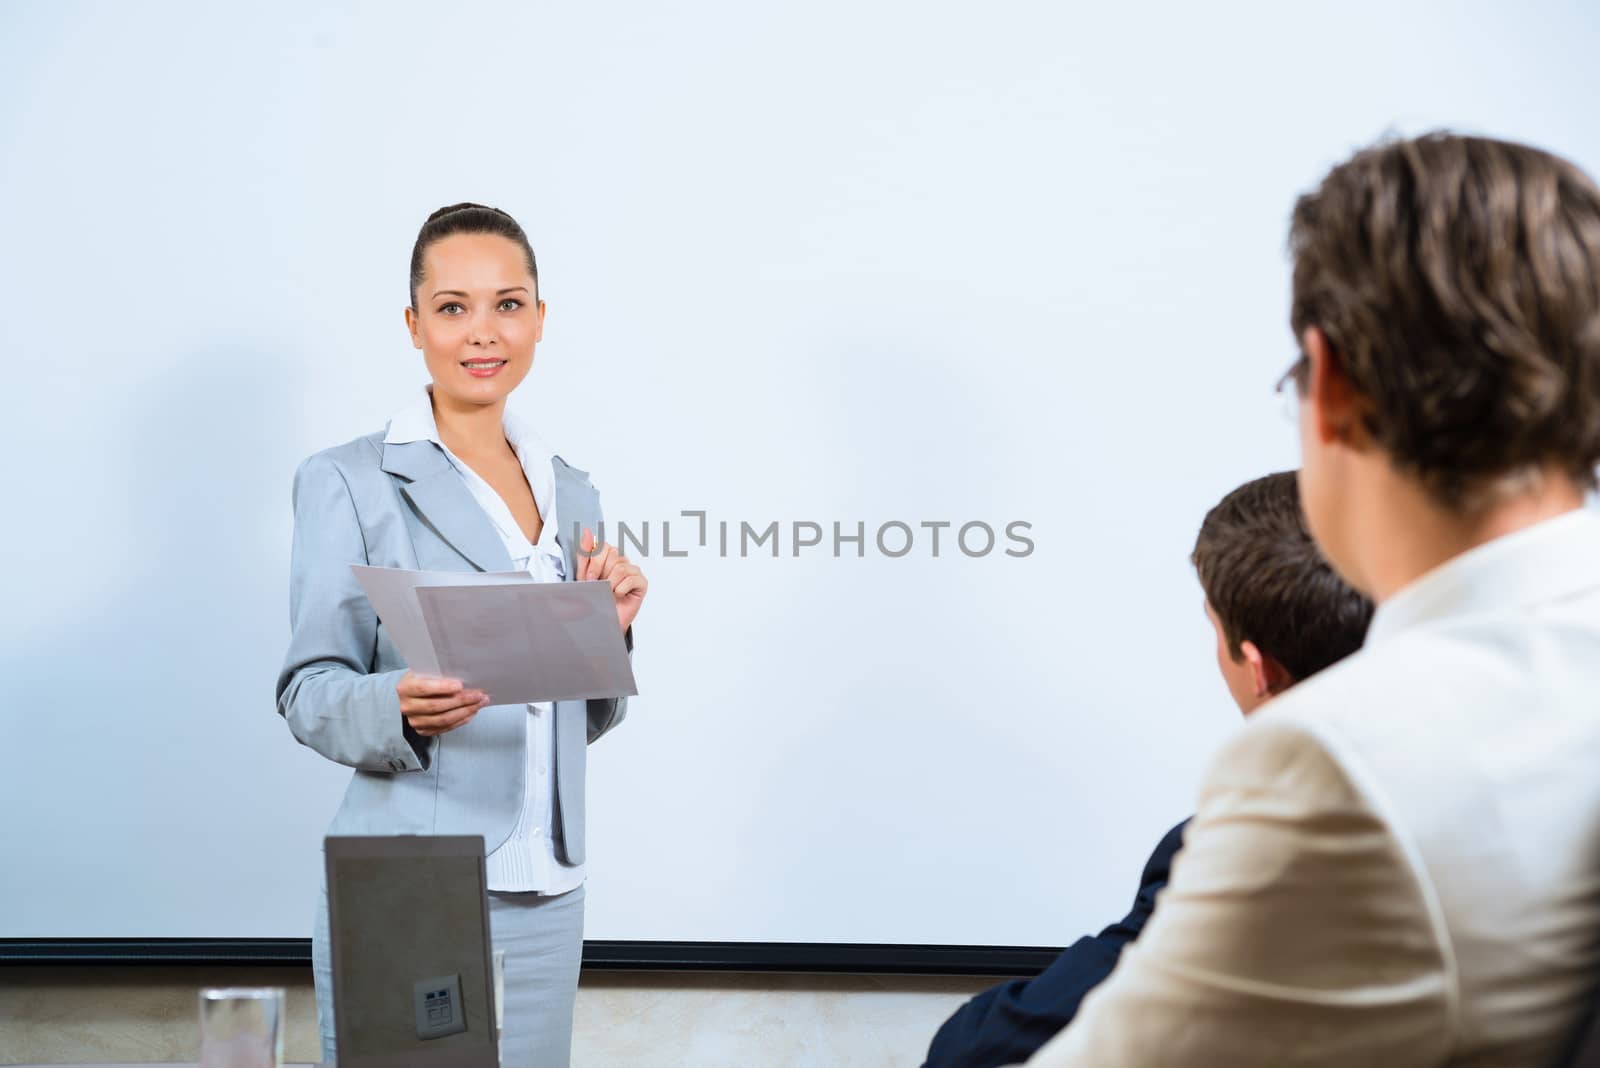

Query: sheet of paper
[415,580,638,703]
[351,565,535,676]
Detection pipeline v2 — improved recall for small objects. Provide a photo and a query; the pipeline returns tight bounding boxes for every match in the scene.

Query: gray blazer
[274,430,630,865]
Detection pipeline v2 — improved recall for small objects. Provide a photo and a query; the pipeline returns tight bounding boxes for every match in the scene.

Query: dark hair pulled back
[408,202,539,309]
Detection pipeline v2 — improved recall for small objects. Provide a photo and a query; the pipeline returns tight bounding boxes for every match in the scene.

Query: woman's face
[405,232,544,409]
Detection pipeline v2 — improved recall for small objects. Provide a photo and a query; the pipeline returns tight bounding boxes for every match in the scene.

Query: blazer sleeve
[923,820,1189,1068]
[584,495,632,744]
[275,452,431,774]
[585,625,631,743]
[1024,720,1454,1068]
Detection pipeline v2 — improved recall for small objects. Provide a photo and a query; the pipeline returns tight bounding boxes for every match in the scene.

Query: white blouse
[383,386,585,895]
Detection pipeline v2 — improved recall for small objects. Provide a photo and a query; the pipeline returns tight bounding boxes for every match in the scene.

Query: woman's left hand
[578,527,647,635]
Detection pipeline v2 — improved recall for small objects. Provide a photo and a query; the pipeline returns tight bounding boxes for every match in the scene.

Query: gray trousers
[313,882,586,1067]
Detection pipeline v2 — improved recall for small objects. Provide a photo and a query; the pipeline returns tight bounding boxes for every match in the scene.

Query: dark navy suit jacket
[922,818,1190,1068]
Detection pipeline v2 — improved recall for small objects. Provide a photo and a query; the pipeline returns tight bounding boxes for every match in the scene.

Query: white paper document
[351,565,637,703]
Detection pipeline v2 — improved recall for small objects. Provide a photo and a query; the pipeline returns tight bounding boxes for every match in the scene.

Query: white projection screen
[4,1,1598,963]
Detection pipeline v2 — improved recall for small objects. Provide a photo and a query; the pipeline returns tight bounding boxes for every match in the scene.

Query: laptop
[325,835,500,1068]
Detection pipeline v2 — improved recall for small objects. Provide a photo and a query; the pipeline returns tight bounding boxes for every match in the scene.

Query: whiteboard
[3,0,1597,950]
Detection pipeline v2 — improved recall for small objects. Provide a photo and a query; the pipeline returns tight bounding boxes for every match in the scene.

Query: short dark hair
[1192,471,1373,682]
[409,202,539,310]
[1288,133,1600,511]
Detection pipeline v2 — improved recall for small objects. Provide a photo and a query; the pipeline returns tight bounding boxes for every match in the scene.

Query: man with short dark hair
[1028,133,1600,1067]
[1192,470,1374,712]
[923,471,1372,1068]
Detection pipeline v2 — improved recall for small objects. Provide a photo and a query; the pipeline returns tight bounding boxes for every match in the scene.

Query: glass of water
[199,986,284,1068]
[493,949,507,1050]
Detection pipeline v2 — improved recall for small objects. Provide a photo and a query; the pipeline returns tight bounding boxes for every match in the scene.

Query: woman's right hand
[397,671,490,737]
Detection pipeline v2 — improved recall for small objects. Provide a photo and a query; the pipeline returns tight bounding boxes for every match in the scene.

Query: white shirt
[1029,508,1600,1067]
[384,386,585,895]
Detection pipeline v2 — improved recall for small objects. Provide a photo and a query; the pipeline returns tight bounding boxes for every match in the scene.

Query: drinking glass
[198,986,284,1068]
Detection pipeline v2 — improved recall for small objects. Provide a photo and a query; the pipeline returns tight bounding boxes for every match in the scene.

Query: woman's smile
[462,357,509,377]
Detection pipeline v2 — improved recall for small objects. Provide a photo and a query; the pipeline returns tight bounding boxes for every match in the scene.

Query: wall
[0,967,1000,1066]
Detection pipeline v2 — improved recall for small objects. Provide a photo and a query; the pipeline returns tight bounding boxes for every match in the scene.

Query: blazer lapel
[553,457,600,582]
[381,439,514,573]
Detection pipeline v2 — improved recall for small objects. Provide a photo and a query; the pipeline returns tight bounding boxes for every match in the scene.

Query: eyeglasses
[1274,354,1310,424]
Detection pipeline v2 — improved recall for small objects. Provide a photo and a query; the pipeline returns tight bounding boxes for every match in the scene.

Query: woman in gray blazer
[275,202,645,1067]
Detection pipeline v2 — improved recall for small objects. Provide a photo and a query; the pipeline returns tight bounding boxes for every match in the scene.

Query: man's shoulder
[1204,704,1367,813]
[1250,605,1600,780]
[1208,638,1479,820]
[1145,818,1189,875]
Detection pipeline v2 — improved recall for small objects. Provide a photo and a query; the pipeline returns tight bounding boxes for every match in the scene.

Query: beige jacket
[1028,510,1600,1067]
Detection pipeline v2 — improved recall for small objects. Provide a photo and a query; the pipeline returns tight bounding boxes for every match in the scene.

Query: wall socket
[413,973,467,1040]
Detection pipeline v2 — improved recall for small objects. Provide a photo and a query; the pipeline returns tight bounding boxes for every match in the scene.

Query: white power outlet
[413,973,467,1040]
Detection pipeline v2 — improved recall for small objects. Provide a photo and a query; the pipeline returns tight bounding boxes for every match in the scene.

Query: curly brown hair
[1288,133,1600,510]
[1192,471,1373,682]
